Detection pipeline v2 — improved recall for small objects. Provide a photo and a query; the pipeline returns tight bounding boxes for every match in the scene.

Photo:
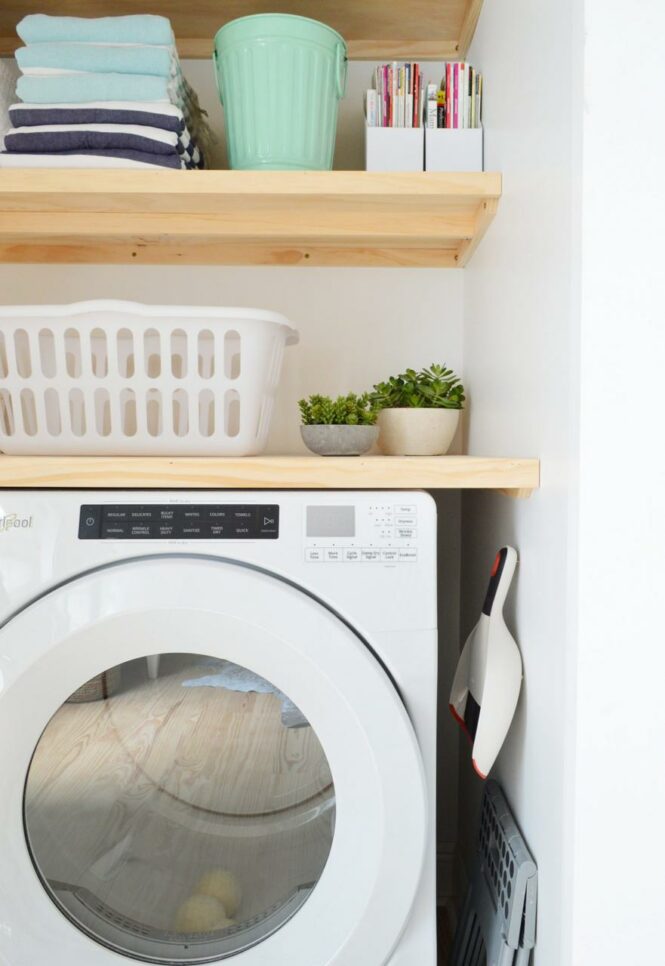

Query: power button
[79,505,102,539]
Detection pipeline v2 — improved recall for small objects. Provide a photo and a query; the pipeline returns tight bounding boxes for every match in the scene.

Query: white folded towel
[0,153,173,169]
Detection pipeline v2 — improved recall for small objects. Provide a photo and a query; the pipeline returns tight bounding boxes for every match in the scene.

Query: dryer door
[0,556,427,966]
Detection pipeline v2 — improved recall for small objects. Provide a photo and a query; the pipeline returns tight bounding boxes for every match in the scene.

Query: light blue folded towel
[17,73,173,104]
[17,14,173,46]
[16,43,175,78]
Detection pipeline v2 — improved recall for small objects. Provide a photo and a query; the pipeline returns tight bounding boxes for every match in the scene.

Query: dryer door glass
[24,653,336,963]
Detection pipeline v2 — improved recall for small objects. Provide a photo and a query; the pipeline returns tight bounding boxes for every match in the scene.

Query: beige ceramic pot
[377,408,460,456]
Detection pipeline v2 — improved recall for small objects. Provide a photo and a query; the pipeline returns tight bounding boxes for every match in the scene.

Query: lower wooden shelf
[0,455,539,497]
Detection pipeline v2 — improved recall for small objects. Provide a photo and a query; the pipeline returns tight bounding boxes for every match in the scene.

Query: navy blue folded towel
[9,103,185,133]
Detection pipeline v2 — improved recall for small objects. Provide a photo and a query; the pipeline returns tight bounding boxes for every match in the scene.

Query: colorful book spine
[404,64,413,127]
[388,64,394,127]
[445,63,452,128]
[412,63,419,128]
[437,89,446,128]
[426,83,437,129]
[384,64,389,126]
[366,88,377,126]
[368,62,446,129]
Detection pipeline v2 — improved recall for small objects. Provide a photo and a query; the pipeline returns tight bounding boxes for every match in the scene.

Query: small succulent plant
[298,393,378,426]
[371,364,465,410]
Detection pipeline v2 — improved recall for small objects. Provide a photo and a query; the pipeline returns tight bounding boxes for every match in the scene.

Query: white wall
[572,2,665,962]
[460,3,579,964]
[0,264,463,457]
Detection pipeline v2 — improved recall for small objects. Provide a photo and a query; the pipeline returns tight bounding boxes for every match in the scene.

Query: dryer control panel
[304,501,419,563]
[78,504,279,540]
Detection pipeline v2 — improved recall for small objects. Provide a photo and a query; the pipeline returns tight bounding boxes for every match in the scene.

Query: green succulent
[371,364,465,410]
[298,393,378,426]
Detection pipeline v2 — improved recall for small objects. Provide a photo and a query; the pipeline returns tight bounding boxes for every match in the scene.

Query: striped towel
[4,123,203,168]
[9,14,213,169]
[8,101,186,133]
[0,149,181,169]
[4,123,179,155]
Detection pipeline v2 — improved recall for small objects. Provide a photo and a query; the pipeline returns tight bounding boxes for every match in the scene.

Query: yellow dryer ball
[196,869,242,918]
[174,895,227,933]
[215,917,236,931]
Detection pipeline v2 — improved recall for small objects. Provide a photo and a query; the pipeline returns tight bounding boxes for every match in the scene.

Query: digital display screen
[306,506,355,538]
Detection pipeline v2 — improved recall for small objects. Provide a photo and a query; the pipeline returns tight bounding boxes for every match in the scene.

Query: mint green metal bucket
[213,14,347,170]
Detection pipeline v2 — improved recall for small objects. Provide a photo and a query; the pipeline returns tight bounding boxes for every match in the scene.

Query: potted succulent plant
[371,364,465,456]
[299,393,378,456]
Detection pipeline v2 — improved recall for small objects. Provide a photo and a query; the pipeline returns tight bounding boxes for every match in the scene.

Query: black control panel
[79,504,279,540]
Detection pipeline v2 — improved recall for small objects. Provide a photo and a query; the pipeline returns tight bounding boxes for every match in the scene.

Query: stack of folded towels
[0,13,211,169]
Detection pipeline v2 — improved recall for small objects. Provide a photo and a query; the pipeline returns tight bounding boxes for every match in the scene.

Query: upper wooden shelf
[0,169,501,268]
[0,1,484,60]
[0,455,539,498]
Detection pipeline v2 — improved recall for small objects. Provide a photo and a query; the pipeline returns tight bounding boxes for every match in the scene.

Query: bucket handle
[213,48,223,106]
[335,43,348,100]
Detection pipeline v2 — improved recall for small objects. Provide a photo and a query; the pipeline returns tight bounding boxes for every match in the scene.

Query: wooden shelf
[0,169,501,268]
[0,1,484,61]
[0,455,539,498]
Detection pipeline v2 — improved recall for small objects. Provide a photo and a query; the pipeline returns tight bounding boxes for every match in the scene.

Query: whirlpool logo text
[0,514,33,533]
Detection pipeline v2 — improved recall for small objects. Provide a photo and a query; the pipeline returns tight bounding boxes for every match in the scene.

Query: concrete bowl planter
[301,424,379,456]
[377,408,460,456]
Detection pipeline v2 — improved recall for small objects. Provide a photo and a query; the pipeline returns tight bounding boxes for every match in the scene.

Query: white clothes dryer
[0,490,437,966]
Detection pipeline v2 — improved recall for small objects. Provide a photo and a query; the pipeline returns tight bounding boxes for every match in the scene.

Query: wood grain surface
[0,1,484,59]
[0,170,502,268]
[0,454,539,497]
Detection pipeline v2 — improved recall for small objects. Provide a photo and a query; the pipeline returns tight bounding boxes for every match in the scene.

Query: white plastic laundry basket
[0,300,298,456]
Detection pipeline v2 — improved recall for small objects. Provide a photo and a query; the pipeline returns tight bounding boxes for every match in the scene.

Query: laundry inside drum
[23,653,336,963]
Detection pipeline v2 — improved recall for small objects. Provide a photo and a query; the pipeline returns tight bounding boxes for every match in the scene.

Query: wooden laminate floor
[25,656,335,937]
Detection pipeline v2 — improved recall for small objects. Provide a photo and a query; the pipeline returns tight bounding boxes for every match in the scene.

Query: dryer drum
[24,652,336,963]
[51,878,315,963]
